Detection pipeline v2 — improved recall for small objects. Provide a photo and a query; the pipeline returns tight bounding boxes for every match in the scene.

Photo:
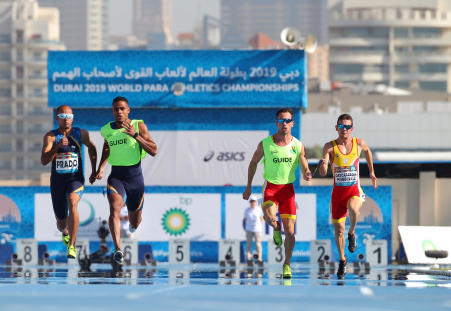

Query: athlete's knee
[348,205,360,214]
[263,215,276,225]
[67,197,79,209]
[284,228,295,237]
[348,198,361,213]
[334,226,345,236]
[109,200,123,213]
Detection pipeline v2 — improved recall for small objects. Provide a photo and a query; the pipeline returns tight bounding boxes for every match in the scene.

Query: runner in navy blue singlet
[41,105,98,259]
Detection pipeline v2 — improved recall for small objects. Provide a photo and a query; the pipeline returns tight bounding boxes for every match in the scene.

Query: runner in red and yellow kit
[243,108,312,279]
[319,114,377,279]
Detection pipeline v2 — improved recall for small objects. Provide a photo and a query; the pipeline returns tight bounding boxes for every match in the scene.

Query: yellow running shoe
[283,264,292,279]
[273,221,282,247]
[67,245,78,259]
[62,233,70,247]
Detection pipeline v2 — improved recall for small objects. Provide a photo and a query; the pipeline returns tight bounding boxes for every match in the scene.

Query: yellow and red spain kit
[330,137,365,223]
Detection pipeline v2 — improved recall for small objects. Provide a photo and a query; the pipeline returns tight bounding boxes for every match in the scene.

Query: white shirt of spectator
[244,206,263,232]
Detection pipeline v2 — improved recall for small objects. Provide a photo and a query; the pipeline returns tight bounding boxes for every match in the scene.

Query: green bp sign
[161,208,191,236]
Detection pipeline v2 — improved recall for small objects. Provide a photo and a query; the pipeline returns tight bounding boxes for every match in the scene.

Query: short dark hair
[276,108,294,119]
[56,105,71,114]
[337,114,353,126]
[112,96,129,106]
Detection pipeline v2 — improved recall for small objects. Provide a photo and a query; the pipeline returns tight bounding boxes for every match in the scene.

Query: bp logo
[162,208,190,236]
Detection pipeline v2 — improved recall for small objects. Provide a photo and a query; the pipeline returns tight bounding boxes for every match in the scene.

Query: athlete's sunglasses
[277,118,293,124]
[57,113,74,119]
[337,124,352,130]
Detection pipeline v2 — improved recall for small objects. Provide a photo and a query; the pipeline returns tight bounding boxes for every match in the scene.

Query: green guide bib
[262,135,302,185]
[100,120,146,166]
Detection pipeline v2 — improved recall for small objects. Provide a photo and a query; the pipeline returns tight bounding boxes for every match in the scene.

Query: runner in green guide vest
[243,108,312,279]
[93,96,157,264]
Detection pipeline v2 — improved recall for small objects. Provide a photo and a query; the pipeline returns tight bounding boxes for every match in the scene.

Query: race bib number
[56,152,79,174]
[334,166,357,186]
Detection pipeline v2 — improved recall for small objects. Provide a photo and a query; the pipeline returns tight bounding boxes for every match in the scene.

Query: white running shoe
[129,223,136,233]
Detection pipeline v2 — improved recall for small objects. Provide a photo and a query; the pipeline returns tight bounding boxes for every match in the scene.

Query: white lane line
[360,286,374,296]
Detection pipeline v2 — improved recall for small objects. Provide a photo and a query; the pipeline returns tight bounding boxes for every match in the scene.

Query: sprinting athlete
[41,105,97,259]
[243,108,312,279]
[319,114,377,279]
[93,96,157,264]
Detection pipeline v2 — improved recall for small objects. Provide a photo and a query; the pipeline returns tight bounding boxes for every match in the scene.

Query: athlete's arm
[136,122,157,156]
[358,138,377,189]
[319,142,333,177]
[94,140,110,181]
[122,120,157,156]
[41,131,66,166]
[243,141,264,200]
[299,144,312,181]
[81,129,97,184]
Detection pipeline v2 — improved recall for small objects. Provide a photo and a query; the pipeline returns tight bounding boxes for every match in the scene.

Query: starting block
[219,239,239,268]
[38,251,55,266]
[140,252,157,267]
[6,253,23,266]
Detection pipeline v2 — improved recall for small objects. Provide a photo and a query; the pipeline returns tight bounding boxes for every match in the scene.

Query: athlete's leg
[56,219,68,234]
[333,221,346,261]
[108,193,124,250]
[51,182,70,236]
[67,192,81,246]
[347,197,362,235]
[246,231,253,261]
[107,176,127,250]
[128,210,142,229]
[124,175,144,230]
[278,183,296,266]
[281,218,295,265]
[262,202,279,230]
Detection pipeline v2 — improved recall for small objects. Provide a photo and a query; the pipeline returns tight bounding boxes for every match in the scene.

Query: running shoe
[113,248,124,264]
[348,233,357,253]
[62,233,70,247]
[337,257,347,279]
[129,223,136,233]
[283,264,292,279]
[67,245,78,259]
[273,221,282,247]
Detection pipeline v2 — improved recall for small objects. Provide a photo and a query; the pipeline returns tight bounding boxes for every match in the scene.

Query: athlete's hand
[370,172,378,189]
[56,136,68,148]
[122,119,137,137]
[89,172,96,185]
[94,169,104,181]
[243,187,252,201]
[303,172,312,181]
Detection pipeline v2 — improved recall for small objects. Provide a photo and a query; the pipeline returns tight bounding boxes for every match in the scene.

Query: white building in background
[0,0,65,180]
[329,0,451,93]
[38,0,109,50]
[132,0,172,44]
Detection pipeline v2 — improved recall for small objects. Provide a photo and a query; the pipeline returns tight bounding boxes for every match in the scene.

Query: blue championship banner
[47,50,307,108]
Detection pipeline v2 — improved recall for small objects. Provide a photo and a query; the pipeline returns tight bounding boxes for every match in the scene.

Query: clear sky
[109,0,220,40]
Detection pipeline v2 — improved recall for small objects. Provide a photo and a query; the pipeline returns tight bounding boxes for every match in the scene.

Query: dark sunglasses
[337,124,352,130]
[277,119,293,124]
